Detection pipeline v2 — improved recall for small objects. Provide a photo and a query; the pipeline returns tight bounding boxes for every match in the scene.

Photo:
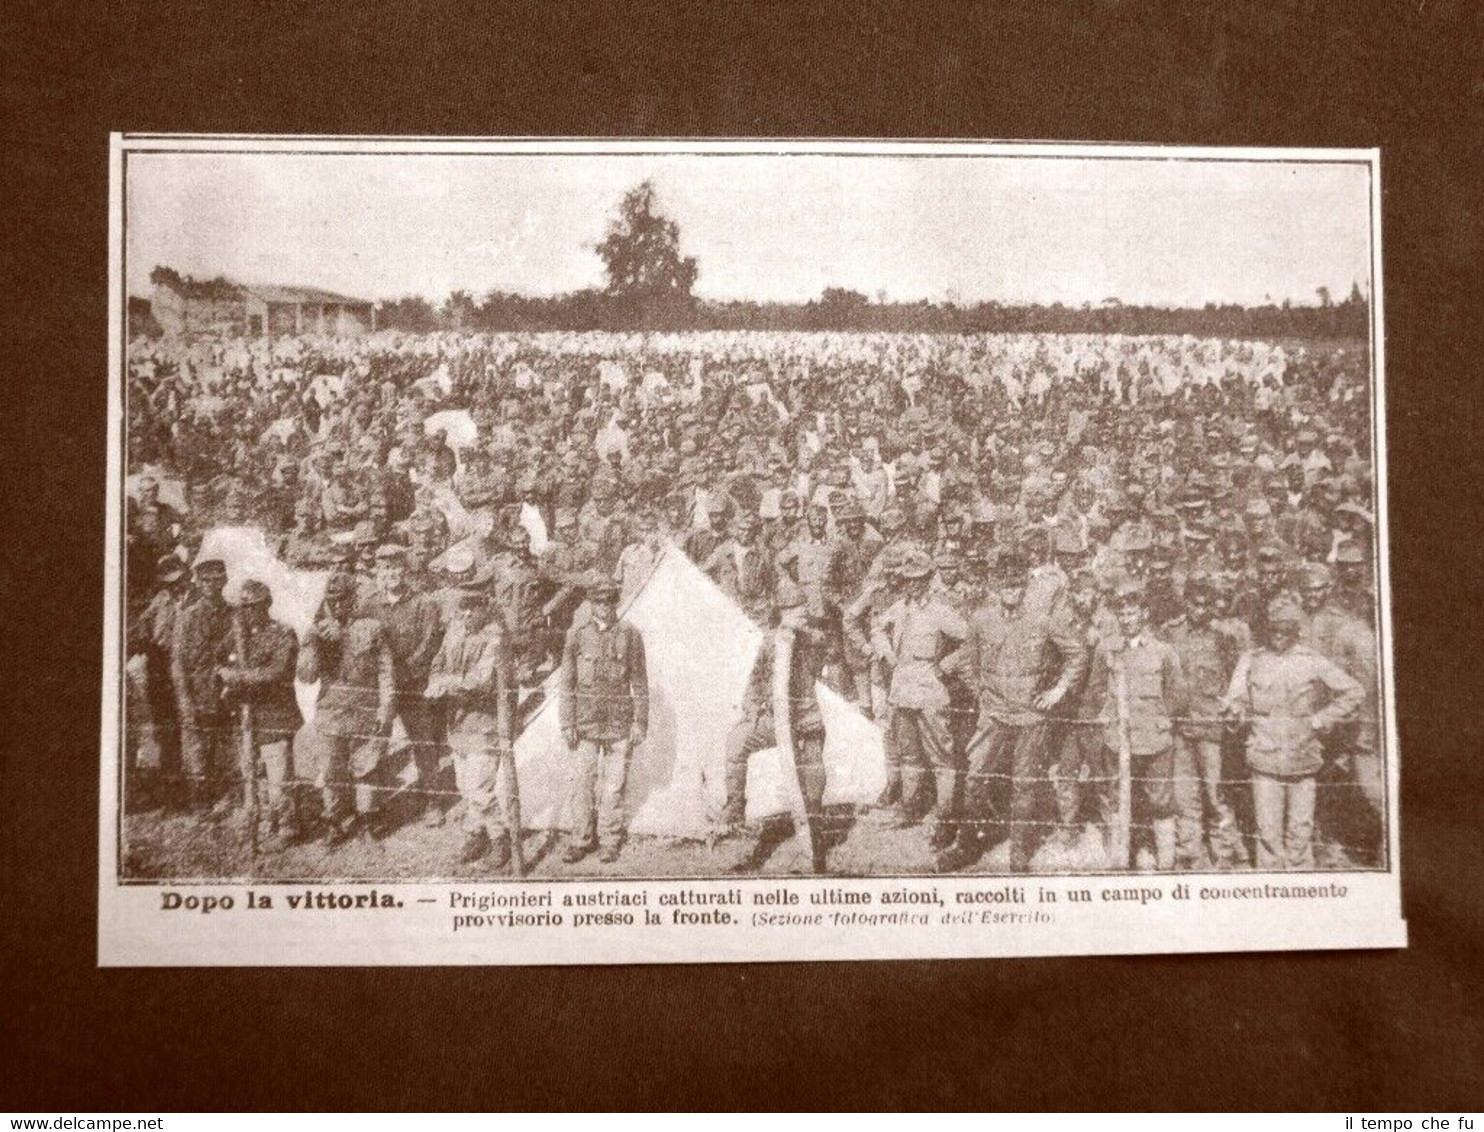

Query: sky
[125,150,1373,307]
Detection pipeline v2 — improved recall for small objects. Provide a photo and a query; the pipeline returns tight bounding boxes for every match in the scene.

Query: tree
[440,289,477,329]
[1316,285,1332,307]
[595,181,698,302]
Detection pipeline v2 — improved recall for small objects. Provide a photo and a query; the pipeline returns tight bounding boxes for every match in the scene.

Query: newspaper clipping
[100,136,1406,964]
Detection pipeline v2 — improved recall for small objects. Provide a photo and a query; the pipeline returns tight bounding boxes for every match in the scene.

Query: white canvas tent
[512,544,887,836]
[191,530,886,835]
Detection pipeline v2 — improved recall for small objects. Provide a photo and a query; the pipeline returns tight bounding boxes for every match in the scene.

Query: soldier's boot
[457,827,491,864]
[928,818,957,852]
[598,835,623,864]
[806,826,828,875]
[487,832,512,872]
[1153,818,1178,872]
[933,831,980,874]
[873,774,901,810]
[321,814,357,848]
[727,833,760,873]
[561,838,595,865]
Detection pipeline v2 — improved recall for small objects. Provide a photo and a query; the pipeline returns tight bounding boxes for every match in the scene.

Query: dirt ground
[120,787,1368,883]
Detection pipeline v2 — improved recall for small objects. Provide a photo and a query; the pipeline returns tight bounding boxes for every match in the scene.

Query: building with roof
[148,267,375,338]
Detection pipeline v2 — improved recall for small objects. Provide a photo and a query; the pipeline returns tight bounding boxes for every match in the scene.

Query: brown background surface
[4,0,1481,1112]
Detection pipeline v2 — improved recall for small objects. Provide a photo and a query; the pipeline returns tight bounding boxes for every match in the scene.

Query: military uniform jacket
[703,540,775,623]
[951,602,1087,727]
[362,591,444,694]
[171,596,232,721]
[1226,645,1363,776]
[220,618,302,741]
[875,596,967,711]
[740,630,825,737]
[297,615,394,739]
[426,619,511,745]
[1165,617,1244,739]
[560,619,649,742]
[1303,603,1377,726]
[1086,634,1190,755]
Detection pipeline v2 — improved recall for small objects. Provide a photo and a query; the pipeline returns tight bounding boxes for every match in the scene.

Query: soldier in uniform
[720,594,832,873]
[170,557,233,816]
[1299,563,1383,862]
[1084,577,1190,870]
[425,563,519,869]
[362,544,446,828]
[558,575,649,864]
[1164,572,1246,869]
[217,580,303,849]
[871,549,967,846]
[703,511,775,626]
[298,573,395,846]
[1224,596,1363,870]
[136,554,190,808]
[1047,567,1119,845]
[940,552,1087,873]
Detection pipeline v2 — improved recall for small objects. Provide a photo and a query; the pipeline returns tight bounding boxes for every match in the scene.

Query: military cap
[833,494,865,522]
[324,573,358,600]
[1184,570,1216,598]
[374,543,407,562]
[1300,562,1334,590]
[1266,595,1304,625]
[1053,525,1088,556]
[352,520,379,546]
[1255,543,1286,563]
[457,561,496,592]
[1334,539,1369,565]
[193,556,227,576]
[971,498,999,526]
[879,505,907,531]
[896,549,934,579]
[1244,497,1273,519]
[233,579,273,607]
[585,572,622,599]
[1111,526,1152,553]
[997,551,1031,581]
[707,496,729,516]
[554,507,578,529]
[1183,525,1213,543]
[1336,501,1374,525]
[156,555,187,583]
[1112,575,1147,604]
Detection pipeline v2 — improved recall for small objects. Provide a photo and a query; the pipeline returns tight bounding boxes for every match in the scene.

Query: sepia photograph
[99,136,1404,964]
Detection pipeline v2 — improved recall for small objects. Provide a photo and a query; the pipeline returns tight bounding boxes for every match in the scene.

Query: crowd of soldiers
[124,328,1383,874]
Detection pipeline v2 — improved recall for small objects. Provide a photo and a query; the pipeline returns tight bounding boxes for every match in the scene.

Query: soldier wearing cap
[685,495,728,565]
[940,551,1087,872]
[778,499,844,621]
[217,579,303,849]
[425,562,519,868]
[720,594,833,872]
[1084,576,1190,870]
[871,548,967,843]
[703,511,776,626]
[363,543,447,827]
[1224,595,1363,870]
[1299,562,1382,858]
[170,556,233,814]
[558,573,649,864]
[1332,538,1372,623]
[1047,567,1119,843]
[133,554,190,806]
[1163,571,1246,868]
[298,572,395,846]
